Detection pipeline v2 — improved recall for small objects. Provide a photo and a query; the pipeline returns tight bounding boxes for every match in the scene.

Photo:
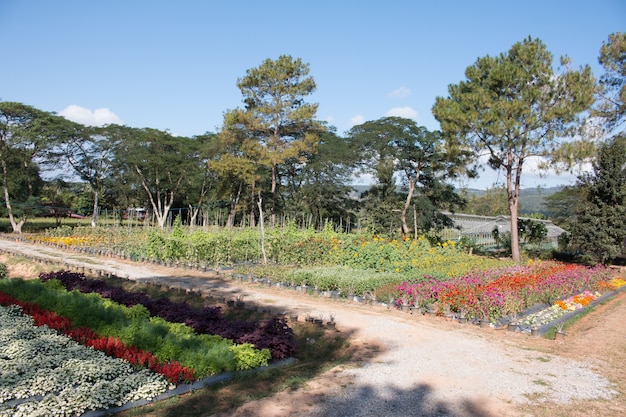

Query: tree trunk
[189,204,200,228]
[226,182,243,228]
[400,176,417,236]
[257,193,267,265]
[270,165,277,227]
[249,181,256,227]
[508,195,520,262]
[1,158,24,233]
[91,189,99,228]
[506,161,522,262]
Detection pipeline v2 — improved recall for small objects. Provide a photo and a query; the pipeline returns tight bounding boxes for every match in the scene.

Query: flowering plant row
[0,291,192,384]
[323,235,509,276]
[39,270,297,361]
[396,261,615,323]
[0,278,271,378]
[33,225,509,279]
[520,278,626,329]
[0,304,173,417]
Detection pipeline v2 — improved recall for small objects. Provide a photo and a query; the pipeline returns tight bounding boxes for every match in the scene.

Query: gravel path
[0,237,619,417]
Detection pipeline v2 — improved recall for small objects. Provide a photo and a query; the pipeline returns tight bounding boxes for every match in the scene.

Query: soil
[0,239,624,417]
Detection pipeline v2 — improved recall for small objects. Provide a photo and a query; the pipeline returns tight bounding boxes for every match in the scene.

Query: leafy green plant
[0,278,270,378]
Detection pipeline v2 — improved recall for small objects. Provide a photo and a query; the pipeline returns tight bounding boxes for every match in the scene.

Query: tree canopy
[348,117,466,236]
[432,36,595,261]
[594,32,626,135]
[235,55,323,224]
[571,135,626,263]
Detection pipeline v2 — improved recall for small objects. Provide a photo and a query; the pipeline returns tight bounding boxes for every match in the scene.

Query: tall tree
[432,37,595,261]
[52,121,120,227]
[348,117,466,236]
[210,109,263,227]
[117,127,196,229]
[0,102,55,232]
[593,32,626,135]
[283,128,358,230]
[182,133,219,227]
[571,135,626,263]
[236,55,322,224]
[358,155,403,235]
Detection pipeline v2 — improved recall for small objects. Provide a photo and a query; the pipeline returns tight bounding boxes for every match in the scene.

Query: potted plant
[458,309,467,324]
[400,294,411,312]
[507,313,519,332]
[554,321,566,340]
[326,314,336,329]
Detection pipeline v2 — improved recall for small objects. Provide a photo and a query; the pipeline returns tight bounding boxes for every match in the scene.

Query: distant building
[441,212,566,248]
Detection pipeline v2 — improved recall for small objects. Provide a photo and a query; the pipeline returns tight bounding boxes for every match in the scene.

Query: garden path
[0,237,624,417]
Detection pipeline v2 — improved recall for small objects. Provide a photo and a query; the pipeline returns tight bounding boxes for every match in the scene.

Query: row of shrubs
[0,274,274,379]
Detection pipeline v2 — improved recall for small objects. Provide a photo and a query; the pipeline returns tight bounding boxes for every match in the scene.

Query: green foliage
[347,117,467,235]
[0,278,270,377]
[230,343,272,371]
[0,263,8,279]
[543,186,585,229]
[571,135,626,264]
[557,232,572,252]
[594,32,626,134]
[240,233,512,296]
[283,266,402,295]
[517,218,548,244]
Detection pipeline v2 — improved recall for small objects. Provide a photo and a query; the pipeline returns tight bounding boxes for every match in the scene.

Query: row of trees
[1,34,624,264]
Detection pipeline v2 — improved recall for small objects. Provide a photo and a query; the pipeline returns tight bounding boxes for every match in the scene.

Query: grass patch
[532,379,550,387]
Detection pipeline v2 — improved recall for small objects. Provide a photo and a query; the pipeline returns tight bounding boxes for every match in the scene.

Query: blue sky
[1,0,624,189]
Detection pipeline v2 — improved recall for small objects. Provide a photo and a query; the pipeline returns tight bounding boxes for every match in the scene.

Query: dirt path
[1,237,624,417]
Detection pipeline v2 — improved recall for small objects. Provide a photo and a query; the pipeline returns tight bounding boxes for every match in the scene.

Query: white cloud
[349,114,366,127]
[385,106,418,119]
[388,86,411,98]
[59,105,122,126]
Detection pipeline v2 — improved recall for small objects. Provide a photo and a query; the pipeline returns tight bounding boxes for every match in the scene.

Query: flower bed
[0,291,192,384]
[0,278,272,379]
[38,270,297,361]
[518,277,626,335]
[0,304,173,417]
[395,261,616,324]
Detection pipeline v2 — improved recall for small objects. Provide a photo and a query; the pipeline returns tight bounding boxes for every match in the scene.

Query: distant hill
[462,186,563,215]
[349,184,564,216]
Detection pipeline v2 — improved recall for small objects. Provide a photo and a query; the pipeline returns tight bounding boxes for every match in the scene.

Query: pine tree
[571,135,626,264]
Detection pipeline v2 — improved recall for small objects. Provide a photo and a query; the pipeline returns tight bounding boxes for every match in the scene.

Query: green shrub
[0,278,270,377]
